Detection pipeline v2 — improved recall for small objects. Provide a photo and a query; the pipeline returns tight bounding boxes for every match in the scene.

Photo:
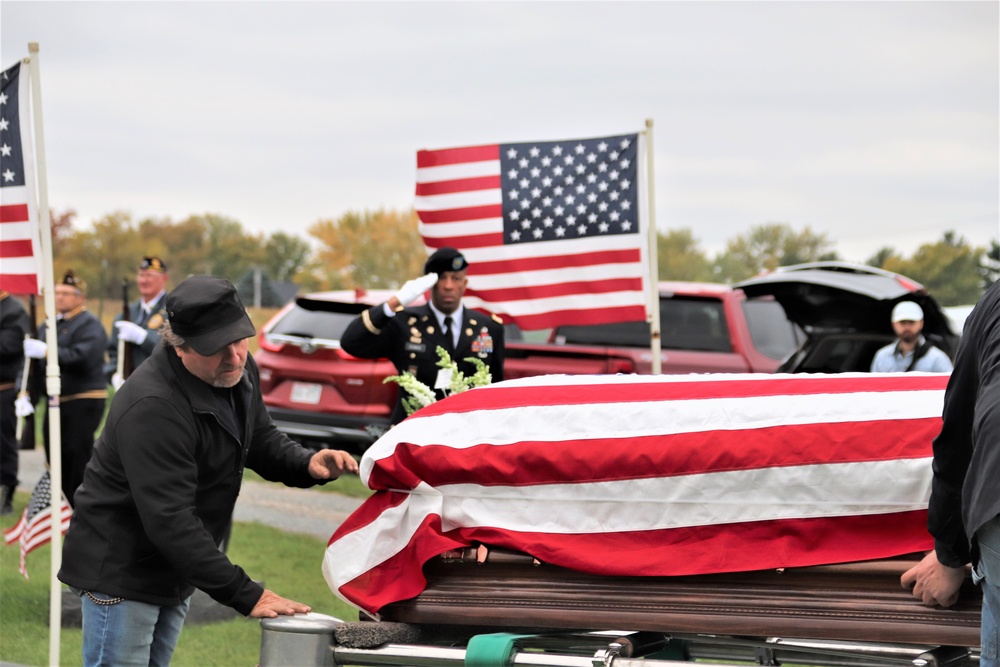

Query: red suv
[255,290,412,454]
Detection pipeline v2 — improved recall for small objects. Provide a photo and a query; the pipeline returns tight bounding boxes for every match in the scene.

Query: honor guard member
[18,271,108,505]
[341,247,505,424]
[106,255,170,388]
[0,291,30,514]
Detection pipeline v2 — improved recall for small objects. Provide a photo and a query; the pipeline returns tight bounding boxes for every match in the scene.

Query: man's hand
[249,589,312,618]
[901,550,966,607]
[23,338,46,359]
[392,272,438,308]
[115,320,148,345]
[308,449,359,480]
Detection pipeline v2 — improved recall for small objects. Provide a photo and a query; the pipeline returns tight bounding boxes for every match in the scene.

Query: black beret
[424,247,468,275]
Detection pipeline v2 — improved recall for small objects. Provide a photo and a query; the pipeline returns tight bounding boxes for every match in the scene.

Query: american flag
[415,133,650,330]
[3,471,72,578]
[0,60,41,295]
[323,372,947,616]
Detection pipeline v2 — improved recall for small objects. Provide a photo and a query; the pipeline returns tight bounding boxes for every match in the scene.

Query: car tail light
[258,333,284,353]
[608,359,635,374]
[893,275,924,293]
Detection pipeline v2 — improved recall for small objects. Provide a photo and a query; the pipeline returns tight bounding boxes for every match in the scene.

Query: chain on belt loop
[85,590,124,605]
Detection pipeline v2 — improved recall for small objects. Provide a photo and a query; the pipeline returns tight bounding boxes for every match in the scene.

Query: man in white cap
[870,300,953,372]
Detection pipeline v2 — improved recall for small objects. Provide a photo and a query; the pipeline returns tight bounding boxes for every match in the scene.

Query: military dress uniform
[35,274,108,505]
[342,302,505,424]
[105,257,169,381]
[0,291,30,512]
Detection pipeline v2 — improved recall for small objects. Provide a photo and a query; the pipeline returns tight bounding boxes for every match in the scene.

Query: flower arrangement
[384,346,492,416]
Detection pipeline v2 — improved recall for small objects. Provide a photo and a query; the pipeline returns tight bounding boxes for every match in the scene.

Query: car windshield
[742,298,803,360]
[268,305,356,341]
[555,298,733,352]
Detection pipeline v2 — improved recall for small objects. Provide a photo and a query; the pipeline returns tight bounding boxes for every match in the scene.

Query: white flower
[383,347,492,416]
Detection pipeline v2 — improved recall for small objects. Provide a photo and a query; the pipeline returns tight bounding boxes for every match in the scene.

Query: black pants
[0,386,18,489]
[43,397,105,507]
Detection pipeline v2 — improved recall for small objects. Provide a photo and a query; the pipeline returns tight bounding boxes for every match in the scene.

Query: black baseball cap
[424,247,469,275]
[139,256,167,272]
[166,276,256,356]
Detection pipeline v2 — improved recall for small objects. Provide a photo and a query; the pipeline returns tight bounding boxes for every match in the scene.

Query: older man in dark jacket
[59,275,358,667]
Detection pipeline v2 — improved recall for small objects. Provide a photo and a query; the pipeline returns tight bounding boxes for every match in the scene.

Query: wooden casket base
[376,548,982,655]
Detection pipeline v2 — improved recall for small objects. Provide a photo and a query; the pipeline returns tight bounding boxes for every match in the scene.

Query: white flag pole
[27,42,63,667]
[644,118,662,374]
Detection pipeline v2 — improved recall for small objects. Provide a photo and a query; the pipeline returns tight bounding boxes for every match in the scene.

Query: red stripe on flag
[417,145,500,168]
[469,277,644,303]
[0,239,33,258]
[0,204,30,223]
[421,232,505,250]
[0,275,40,295]
[472,249,643,275]
[498,305,648,330]
[415,204,503,224]
[367,418,941,491]
[415,176,502,196]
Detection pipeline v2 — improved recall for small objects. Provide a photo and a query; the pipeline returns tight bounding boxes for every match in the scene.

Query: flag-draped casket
[323,372,948,616]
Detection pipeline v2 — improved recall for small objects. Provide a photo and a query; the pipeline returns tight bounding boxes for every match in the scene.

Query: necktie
[443,316,455,353]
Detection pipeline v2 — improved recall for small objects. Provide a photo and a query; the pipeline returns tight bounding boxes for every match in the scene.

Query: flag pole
[27,42,63,667]
[644,118,662,374]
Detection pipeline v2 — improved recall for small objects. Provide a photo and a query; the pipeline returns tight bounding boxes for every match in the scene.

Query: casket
[322,373,979,666]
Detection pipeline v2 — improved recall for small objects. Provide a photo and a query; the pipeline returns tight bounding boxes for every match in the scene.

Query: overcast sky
[2,1,997,263]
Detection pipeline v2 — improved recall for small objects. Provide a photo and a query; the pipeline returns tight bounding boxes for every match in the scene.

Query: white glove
[14,395,34,418]
[393,273,438,307]
[111,373,125,391]
[23,338,47,359]
[115,320,148,345]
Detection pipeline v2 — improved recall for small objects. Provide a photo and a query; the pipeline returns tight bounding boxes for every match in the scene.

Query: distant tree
[713,223,838,283]
[263,232,312,283]
[309,208,424,289]
[657,228,713,282]
[882,231,984,306]
[865,246,900,269]
[980,239,1000,291]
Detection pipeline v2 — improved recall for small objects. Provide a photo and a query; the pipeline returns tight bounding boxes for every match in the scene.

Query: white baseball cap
[891,301,924,323]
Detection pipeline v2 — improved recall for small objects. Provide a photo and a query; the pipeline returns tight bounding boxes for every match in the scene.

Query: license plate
[290,382,322,405]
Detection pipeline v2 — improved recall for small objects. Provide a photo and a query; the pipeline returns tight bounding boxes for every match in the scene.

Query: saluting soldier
[342,247,505,424]
[17,271,108,505]
[106,256,170,388]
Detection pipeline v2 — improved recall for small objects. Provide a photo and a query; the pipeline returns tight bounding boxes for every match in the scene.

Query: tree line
[47,208,999,308]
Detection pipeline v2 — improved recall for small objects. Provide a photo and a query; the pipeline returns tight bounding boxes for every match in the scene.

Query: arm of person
[119,398,266,615]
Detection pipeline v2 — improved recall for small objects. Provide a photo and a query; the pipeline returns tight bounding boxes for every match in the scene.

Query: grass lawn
[1,491,362,667]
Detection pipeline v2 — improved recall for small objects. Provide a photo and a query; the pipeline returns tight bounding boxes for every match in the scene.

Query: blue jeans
[976,517,1000,667]
[73,587,191,667]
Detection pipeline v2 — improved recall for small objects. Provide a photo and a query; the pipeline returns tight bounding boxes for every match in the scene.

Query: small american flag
[323,372,946,616]
[3,471,72,578]
[415,133,650,330]
[0,60,41,296]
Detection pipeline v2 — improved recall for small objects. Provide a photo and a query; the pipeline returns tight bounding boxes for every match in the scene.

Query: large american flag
[0,60,41,295]
[323,372,947,616]
[415,133,650,330]
[3,472,72,579]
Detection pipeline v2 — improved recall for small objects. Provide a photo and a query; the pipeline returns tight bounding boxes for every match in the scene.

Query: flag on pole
[415,133,650,330]
[3,471,72,579]
[0,61,41,295]
[323,372,947,615]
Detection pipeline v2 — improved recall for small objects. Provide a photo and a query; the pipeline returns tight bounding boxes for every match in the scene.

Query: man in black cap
[106,255,170,388]
[59,275,359,666]
[18,270,107,505]
[342,247,506,424]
